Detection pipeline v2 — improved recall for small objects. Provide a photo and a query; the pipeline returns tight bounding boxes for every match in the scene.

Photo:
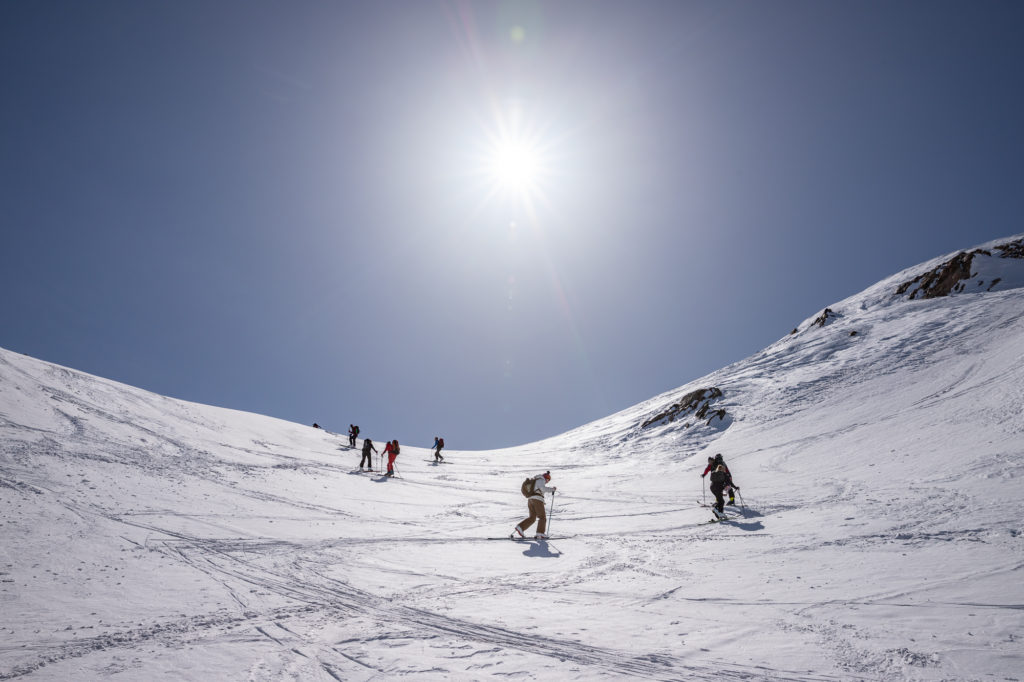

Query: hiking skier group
[335,423,741,535]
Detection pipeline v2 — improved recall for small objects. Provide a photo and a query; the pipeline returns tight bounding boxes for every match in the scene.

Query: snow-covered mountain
[2,236,1023,681]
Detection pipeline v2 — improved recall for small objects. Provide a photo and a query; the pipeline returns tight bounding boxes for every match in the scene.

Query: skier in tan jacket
[512,471,557,540]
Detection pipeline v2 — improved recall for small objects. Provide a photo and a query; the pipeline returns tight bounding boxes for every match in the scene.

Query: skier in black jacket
[709,465,739,515]
[702,453,737,506]
[360,438,377,471]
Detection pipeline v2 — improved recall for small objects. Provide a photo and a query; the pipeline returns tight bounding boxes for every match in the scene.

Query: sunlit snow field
[2,237,1023,680]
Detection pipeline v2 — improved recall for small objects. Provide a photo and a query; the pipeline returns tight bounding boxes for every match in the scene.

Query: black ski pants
[710,484,726,513]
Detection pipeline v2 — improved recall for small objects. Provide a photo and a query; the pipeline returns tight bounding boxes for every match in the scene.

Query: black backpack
[521,477,536,498]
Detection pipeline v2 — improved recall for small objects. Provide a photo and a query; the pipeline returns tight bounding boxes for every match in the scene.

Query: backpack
[392,442,400,455]
[438,438,444,448]
[521,477,536,498]
[354,426,360,436]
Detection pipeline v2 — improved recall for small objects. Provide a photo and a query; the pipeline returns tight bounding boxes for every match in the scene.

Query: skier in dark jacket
[709,465,739,515]
[432,436,445,462]
[702,453,736,506]
[360,438,377,471]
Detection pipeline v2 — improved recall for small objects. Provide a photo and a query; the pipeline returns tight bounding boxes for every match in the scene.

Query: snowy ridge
[795,232,1024,329]
[2,235,1024,680]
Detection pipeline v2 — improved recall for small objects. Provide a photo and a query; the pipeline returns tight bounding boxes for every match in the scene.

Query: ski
[482,536,570,541]
[698,499,737,508]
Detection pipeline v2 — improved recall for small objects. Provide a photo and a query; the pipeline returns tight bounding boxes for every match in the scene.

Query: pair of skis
[699,500,740,523]
[483,536,567,541]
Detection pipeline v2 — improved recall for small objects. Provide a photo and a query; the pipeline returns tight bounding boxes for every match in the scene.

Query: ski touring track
[148,529,837,682]
[1,508,817,682]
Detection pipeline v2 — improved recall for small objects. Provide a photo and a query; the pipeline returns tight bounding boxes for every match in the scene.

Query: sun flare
[467,99,560,213]
[487,137,542,193]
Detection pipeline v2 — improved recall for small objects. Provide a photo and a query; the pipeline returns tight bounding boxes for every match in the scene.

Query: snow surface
[2,236,1023,681]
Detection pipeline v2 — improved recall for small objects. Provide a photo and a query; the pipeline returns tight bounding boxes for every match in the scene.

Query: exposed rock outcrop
[811,308,837,328]
[994,240,1024,258]
[790,308,842,336]
[895,250,978,300]
[641,387,725,429]
[895,238,1023,300]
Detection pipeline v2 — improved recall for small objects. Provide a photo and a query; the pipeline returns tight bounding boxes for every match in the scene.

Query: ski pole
[547,490,556,535]
[738,489,746,511]
[702,476,706,505]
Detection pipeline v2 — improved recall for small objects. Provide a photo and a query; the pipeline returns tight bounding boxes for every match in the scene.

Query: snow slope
[2,236,1023,681]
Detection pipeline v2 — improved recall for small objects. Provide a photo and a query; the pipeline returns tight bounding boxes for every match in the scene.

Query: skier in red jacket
[383,440,400,477]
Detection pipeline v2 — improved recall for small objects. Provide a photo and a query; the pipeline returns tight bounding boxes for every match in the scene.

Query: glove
[701,473,706,478]
[733,485,740,490]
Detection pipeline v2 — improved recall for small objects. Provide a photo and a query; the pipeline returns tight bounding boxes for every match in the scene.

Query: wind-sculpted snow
[2,236,1024,680]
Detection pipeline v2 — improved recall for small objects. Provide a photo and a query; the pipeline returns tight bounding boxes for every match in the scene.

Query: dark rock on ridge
[641,387,725,430]
[895,238,1023,300]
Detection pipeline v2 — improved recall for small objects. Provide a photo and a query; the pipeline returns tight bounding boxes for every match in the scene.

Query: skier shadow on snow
[723,509,765,531]
[728,519,765,531]
[522,540,560,558]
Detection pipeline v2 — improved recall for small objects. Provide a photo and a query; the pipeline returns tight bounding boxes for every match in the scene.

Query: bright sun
[488,137,542,194]
[471,102,555,211]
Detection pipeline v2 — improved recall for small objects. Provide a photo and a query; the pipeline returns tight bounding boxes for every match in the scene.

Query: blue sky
[2,1,1022,450]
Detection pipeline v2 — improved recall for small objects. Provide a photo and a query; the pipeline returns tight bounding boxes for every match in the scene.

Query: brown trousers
[517,498,547,534]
